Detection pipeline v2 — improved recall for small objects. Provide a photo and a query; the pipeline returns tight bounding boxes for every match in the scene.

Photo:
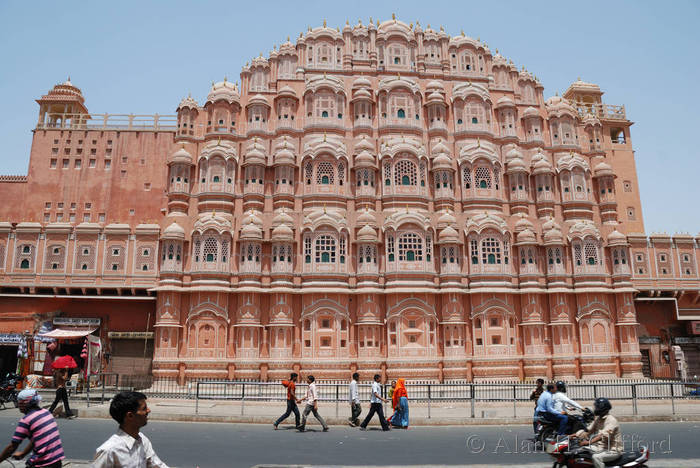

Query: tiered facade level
[1,17,698,382]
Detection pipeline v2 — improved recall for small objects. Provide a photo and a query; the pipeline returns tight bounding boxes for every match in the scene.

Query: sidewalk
[64,396,700,426]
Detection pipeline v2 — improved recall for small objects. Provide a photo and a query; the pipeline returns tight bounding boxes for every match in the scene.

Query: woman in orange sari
[390,378,409,428]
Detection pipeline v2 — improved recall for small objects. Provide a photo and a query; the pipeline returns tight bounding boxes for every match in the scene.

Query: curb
[75,408,700,426]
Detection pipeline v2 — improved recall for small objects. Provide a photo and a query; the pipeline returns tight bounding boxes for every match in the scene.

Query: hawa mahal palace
[1,16,699,383]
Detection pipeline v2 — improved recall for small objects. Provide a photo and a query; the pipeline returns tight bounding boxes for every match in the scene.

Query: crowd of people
[274,373,410,432]
[0,375,623,468]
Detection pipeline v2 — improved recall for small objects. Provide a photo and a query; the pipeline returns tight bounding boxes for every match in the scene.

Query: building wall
[2,17,698,381]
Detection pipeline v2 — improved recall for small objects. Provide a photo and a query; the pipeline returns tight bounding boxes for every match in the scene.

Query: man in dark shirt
[530,378,545,433]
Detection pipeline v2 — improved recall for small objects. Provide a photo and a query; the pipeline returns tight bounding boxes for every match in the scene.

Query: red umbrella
[52,355,78,369]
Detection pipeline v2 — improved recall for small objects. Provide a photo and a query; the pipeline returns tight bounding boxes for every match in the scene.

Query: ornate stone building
[1,17,698,382]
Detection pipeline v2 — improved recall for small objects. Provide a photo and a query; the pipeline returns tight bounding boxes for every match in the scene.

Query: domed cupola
[175,94,199,139]
[37,78,89,129]
[159,221,186,279]
[593,161,618,224]
[166,144,195,214]
[206,78,240,105]
[437,217,462,281]
[354,208,379,281]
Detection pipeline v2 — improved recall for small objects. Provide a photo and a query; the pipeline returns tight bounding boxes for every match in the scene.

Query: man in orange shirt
[273,373,300,429]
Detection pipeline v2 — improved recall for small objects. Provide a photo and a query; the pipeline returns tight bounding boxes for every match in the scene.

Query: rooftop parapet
[35,113,177,131]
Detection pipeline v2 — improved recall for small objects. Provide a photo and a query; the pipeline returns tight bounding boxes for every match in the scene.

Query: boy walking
[274,372,300,429]
[359,374,390,431]
[297,375,328,432]
[348,372,361,427]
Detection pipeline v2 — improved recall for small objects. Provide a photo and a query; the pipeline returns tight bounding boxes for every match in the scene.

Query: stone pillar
[227,362,236,380]
[177,362,186,386]
[259,362,269,382]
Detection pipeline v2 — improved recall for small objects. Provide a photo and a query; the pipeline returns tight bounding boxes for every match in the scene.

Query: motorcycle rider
[535,382,567,437]
[570,397,622,468]
[552,381,582,433]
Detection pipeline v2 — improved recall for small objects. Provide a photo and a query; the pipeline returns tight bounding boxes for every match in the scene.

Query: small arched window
[397,109,406,119]
[472,117,478,124]
[321,110,329,118]
[20,259,29,269]
[321,175,330,184]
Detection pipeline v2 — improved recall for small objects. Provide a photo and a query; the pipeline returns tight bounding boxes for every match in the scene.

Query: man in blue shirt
[536,383,567,436]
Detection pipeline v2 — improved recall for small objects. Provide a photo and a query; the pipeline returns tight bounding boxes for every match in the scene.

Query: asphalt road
[0,410,698,467]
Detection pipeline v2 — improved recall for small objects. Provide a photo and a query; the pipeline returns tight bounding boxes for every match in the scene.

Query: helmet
[17,389,41,407]
[593,397,612,416]
[555,381,567,393]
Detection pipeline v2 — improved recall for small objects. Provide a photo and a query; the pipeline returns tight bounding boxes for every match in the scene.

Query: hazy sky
[0,1,698,234]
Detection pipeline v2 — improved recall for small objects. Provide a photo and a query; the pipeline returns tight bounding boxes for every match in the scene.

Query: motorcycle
[546,436,649,468]
[0,372,21,409]
[535,407,594,445]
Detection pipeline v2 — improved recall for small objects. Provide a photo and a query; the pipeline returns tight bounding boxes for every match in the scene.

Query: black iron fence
[90,374,700,417]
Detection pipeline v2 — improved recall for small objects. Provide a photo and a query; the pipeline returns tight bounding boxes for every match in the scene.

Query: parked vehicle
[0,372,21,409]
[546,436,649,468]
[535,407,594,445]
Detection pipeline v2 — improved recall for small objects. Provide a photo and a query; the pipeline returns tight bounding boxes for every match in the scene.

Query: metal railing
[92,374,700,418]
[37,113,177,131]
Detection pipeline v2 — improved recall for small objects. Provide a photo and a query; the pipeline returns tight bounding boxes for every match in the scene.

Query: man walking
[297,375,328,432]
[93,391,169,467]
[348,372,361,427]
[274,372,300,429]
[0,389,65,467]
[359,374,390,431]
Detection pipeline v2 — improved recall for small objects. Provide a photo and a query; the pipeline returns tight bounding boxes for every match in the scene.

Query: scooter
[546,437,649,468]
[0,372,21,409]
[535,408,594,445]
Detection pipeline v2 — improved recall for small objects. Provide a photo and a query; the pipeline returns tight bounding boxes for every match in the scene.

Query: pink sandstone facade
[1,17,699,382]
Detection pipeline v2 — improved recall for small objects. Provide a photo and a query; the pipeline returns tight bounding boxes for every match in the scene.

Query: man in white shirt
[348,372,361,427]
[552,381,582,413]
[93,391,169,468]
[296,375,328,432]
[359,374,390,431]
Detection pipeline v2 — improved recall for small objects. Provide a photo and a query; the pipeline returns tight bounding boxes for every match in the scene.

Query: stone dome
[516,228,537,244]
[271,224,294,242]
[427,91,445,104]
[545,95,577,118]
[495,96,516,108]
[438,225,460,243]
[531,151,553,174]
[206,79,240,104]
[543,226,564,245]
[432,153,452,170]
[355,150,376,168]
[247,93,270,108]
[607,229,627,246]
[514,215,535,233]
[426,80,445,94]
[522,106,539,118]
[352,76,372,88]
[272,209,294,227]
[244,138,267,166]
[357,224,378,243]
[240,222,263,240]
[168,145,193,165]
[177,95,199,111]
[162,222,185,240]
[273,138,295,166]
[593,161,614,178]
[277,85,297,99]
